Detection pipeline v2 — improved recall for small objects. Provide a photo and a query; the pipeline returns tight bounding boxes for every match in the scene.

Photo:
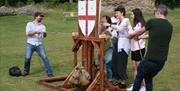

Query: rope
[137,40,143,59]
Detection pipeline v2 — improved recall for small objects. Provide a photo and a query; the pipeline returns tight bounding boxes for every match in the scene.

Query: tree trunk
[69,0,73,3]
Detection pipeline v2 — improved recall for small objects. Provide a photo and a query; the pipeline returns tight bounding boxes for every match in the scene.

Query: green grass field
[0,8,180,91]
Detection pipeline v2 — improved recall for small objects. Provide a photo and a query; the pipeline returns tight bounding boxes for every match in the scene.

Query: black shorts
[131,48,145,61]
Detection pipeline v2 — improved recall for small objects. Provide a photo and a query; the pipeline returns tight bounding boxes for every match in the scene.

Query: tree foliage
[0,0,5,6]
[0,0,77,7]
[0,0,179,8]
[155,0,179,9]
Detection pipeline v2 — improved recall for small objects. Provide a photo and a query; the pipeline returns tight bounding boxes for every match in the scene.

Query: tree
[155,0,176,9]
[0,0,5,6]
[34,0,43,3]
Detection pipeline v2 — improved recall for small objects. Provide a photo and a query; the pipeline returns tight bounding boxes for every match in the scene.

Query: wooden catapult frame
[38,0,124,91]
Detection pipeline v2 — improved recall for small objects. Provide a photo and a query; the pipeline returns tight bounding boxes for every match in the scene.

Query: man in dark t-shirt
[130,4,173,91]
[145,18,173,61]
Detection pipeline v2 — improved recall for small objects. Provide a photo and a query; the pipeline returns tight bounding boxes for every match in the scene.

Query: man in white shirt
[23,12,54,77]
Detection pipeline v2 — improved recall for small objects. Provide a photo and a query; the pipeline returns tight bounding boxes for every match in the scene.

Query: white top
[111,16,119,24]
[106,27,117,38]
[114,18,131,54]
[26,22,46,46]
[129,22,146,51]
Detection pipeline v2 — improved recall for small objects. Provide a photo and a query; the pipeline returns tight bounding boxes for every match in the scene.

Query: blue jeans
[132,58,165,91]
[104,47,113,81]
[105,61,112,81]
[24,43,53,75]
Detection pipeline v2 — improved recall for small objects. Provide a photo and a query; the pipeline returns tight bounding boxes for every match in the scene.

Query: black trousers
[112,39,128,80]
[133,58,165,91]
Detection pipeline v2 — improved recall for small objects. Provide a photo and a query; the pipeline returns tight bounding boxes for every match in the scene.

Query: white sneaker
[126,84,133,91]
[140,86,146,91]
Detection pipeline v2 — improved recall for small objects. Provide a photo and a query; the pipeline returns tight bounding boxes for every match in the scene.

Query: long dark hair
[132,8,146,27]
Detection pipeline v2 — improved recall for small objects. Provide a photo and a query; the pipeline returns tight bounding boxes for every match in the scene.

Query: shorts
[131,48,145,61]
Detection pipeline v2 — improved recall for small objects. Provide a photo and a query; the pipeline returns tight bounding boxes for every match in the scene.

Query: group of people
[22,4,173,91]
[100,4,173,91]
[100,5,147,90]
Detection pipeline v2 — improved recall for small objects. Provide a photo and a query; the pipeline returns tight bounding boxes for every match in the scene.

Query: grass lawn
[0,8,179,91]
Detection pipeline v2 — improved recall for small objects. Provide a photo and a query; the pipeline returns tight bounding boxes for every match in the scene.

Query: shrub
[0,6,16,16]
[0,0,5,6]
[155,0,176,9]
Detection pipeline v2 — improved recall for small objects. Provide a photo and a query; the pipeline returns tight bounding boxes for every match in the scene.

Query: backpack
[9,66,22,77]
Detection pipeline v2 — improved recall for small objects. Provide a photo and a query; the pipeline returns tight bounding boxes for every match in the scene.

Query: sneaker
[48,74,54,77]
[140,86,146,91]
[126,84,133,91]
[113,81,121,86]
[22,72,29,76]
[118,83,127,89]
[108,79,112,82]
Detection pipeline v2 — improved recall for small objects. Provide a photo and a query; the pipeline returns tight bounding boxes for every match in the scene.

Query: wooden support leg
[99,39,105,91]
[86,72,100,91]
[61,68,76,88]
[73,50,78,67]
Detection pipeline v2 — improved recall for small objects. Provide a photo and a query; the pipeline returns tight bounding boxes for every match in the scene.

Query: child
[99,15,117,81]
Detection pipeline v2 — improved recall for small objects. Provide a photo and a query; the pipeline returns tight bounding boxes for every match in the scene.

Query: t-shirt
[26,21,46,46]
[145,18,173,61]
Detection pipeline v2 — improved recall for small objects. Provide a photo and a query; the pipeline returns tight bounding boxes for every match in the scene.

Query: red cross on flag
[78,0,96,37]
